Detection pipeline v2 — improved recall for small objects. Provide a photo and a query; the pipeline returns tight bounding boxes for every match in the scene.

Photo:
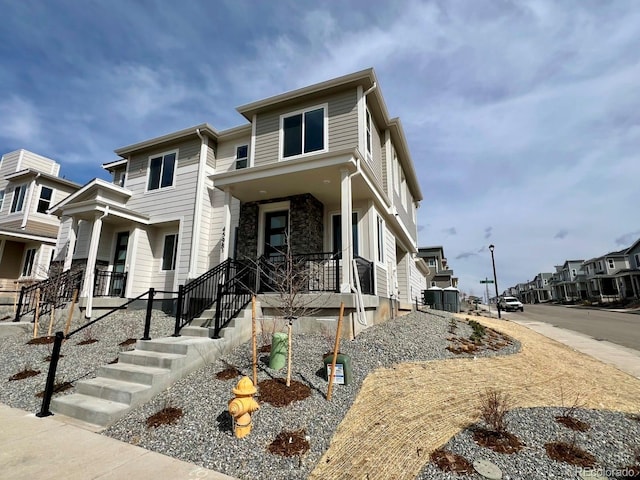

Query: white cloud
[0,96,42,143]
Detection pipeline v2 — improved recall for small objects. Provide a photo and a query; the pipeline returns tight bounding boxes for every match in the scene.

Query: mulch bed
[118,338,137,347]
[216,366,242,381]
[35,381,73,398]
[27,337,56,345]
[9,369,41,381]
[544,441,596,467]
[258,378,311,407]
[555,415,590,432]
[76,339,98,346]
[267,429,310,457]
[430,448,474,473]
[472,427,524,454]
[146,407,183,428]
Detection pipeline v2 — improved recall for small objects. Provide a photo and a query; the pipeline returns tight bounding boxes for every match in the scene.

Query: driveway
[503,303,640,352]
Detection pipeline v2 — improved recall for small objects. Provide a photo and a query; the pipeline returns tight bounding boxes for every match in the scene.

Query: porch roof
[0,228,57,244]
[210,149,360,204]
[49,178,149,225]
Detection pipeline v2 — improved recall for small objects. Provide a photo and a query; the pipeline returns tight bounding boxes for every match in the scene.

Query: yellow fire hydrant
[228,376,259,438]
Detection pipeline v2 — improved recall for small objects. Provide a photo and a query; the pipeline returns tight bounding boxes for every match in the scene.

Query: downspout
[363,82,377,97]
[189,128,208,279]
[347,157,368,328]
[85,206,109,319]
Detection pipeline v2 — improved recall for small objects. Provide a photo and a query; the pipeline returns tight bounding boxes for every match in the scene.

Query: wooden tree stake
[33,288,41,339]
[47,303,55,337]
[327,302,345,401]
[286,319,293,387]
[64,289,78,337]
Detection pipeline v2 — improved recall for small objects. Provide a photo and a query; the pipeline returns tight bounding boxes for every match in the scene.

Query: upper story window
[147,151,177,191]
[608,258,615,269]
[393,153,400,193]
[400,171,407,209]
[365,109,372,161]
[37,186,53,213]
[597,260,603,271]
[0,190,4,212]
[428,258,435,267]
[235,145,248,170]
[116,171,126,187]
[281,105,326,159]
[161,233,178,271]
[11,185,27,213]
[571,268,576,277]
[635,253,640,269]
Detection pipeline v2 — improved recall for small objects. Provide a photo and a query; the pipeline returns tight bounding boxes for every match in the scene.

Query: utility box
[323,353,352,385]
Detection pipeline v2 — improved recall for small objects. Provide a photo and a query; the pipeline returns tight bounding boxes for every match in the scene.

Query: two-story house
[0,150,79,292]
[583,249,630,302]
[549,260,586,302]
[417,246,458,288]
[520,272,552,304]
[50,68,427,335]
[617,238,640,300]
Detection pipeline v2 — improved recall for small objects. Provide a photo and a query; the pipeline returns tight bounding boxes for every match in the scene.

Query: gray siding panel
[254,89,358,166]
[127,138,200,181]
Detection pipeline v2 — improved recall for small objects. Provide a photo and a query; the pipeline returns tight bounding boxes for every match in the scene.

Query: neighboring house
[617,238,640,300]
[520,272,552,303]
[50,68,427,334]
[0,150,80,291]
[548,260,586,302]
[583,249,630,302]
[417,246,458,288]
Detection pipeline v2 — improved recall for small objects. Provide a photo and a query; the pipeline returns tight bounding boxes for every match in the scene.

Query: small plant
[77,325,98,345]
[478,388,511,433]
[216,361,242,380]
[146,395,183,428]
[258,316,285,351]
[9,367,41,381]
[430,449,474,473]
[258,378,311,407]
[556,388,590,432]
[35,381,73,397]
[468,320,486,343]
[448,318,457,334]
[544,435,596,468]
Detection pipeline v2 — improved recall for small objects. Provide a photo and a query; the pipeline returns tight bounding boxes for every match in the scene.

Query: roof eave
[114,123,219,157]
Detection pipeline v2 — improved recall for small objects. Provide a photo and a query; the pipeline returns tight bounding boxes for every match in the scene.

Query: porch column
[340,168,353,293]
[632,275,639,299]
[63,217,78,271]
[221,189,232,262]
[82,212,105,318]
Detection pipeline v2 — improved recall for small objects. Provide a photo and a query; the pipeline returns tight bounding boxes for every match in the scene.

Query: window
[331,213,358,257]
[0,190,4,211]
[161,234,178,271]
[376,215,385,263]
[635,254,640,269]
[365,109,372,160]
[116,171,126,187]
[147,152,176,191]
[11,185,27,213]
[281,106,325,158]
[571,268,576,277]
[22,248,36,276]
[235,145,248,170]
[428,259,435,267]
[597,261,602,271]
[400,171,407,208]
[37,187,53,213]
[608,258,615,269]
[393,153,400,193]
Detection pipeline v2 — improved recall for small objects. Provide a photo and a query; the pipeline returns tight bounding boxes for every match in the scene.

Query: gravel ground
[417,407,640,480]
[3,309,638,479]
[101,310,519,480]
[0,309,176,413]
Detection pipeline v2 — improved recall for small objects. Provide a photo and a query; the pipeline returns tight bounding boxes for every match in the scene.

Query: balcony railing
[93,270,128,297]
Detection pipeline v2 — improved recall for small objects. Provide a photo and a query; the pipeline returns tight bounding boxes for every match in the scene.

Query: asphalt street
[502,303,640,353]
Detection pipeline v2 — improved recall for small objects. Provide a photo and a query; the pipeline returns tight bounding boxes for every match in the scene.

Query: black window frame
[11,184,27,213]
[331,212,359,257]
[235,145,248,170]
[37,186,53,213]
[161,233,178,271]
[147,152,177,191]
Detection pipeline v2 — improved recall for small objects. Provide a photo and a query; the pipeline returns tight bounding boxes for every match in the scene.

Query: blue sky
[1,0,639,295]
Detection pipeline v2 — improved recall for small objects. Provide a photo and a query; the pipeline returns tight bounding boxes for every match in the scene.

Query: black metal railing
[257,252,341,293]
[173,258,242,335]
[93,270,128,297]
[14,269,84,322]
[206,264,256,337]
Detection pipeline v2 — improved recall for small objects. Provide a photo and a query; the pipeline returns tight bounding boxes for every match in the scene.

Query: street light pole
[489,244,501,319]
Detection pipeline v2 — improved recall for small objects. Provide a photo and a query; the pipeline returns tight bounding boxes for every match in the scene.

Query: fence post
[173,284,184,337]
[36,331,64,418]
[13,286,26,322]
[213,283,224,337]
[142,288,154,340]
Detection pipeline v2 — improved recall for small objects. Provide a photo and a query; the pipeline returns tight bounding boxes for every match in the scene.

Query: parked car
[499,296,524,312]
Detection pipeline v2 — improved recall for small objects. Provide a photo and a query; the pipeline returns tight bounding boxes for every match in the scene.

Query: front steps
[51,302,259,429]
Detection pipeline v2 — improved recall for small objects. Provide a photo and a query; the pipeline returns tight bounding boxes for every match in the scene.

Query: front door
[264,211,288,257]
[110,231,129,296]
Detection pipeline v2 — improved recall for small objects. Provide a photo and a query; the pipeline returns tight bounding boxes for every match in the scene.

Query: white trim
[125,227,139,299]
[250,114,257,167]
[384,130,392,196]
[145,149,179,193]
[189,136,208,278]
[278,103,329,161]
[16,149,24,171]
[257,201,290,256]
[357,85,365,155]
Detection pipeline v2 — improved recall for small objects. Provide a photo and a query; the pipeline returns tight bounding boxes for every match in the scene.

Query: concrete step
[135,336,211,355]
[51,394,129,427]
[98,363,170,385]
[180,325,212,337]
[76,377,151,405]
[118,350,186,369]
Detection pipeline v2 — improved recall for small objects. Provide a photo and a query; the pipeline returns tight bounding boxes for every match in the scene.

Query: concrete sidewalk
[511,317,640,379]
[0,404,237,480]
